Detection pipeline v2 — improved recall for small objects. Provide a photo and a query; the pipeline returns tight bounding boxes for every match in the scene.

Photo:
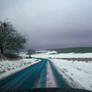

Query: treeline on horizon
[49,47,92,53]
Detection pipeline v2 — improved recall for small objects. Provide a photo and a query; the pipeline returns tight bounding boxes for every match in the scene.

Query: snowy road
[0,58,69,91]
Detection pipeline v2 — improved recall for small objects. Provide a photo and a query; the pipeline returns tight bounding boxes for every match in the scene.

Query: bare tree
[27,49,35,58]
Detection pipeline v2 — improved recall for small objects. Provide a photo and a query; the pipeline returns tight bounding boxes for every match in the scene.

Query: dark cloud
[0,0,92,50]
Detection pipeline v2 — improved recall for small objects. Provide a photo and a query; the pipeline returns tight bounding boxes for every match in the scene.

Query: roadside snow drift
[0,58,40,80]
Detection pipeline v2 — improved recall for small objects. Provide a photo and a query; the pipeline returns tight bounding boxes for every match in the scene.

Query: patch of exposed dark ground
[55,58,92,62]
[0,53,22,61]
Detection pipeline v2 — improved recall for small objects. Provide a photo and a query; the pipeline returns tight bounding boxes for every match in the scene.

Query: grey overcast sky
[0,0,92,50]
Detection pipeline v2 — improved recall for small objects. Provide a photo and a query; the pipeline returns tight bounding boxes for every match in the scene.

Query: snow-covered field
[0,53,40,80]
[32,51,92,58]
[51,59,92,91]
[33,51,92,91]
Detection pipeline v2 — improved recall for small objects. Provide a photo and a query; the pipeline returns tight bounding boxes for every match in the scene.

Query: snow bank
[0,58,40,80]
[51,59,92,91]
